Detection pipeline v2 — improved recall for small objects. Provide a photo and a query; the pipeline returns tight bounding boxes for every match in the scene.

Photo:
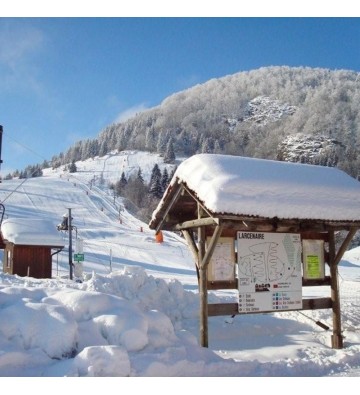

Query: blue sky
[0,15,360,175]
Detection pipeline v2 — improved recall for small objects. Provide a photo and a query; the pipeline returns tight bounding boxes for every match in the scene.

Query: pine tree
[120,171,127,186]
[161,168,169,191]
[201,137,213,153]
[163,138,176,164]
[99,140,108,157]
[149,175,163,199]
[149,164,163,198]
[115,172,128,196]
[213,140,222,154]
[156,130,168,156]
[169,166,177,181]
[149,163,161,187]
[145,127,156,152]
[137,168,144,184]
[69,160,77,173]
[89,139,99,158]
[124,172,148,207]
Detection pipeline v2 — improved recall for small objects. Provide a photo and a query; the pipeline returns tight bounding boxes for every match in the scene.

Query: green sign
[74,253,84,262]
[302,239,325,280]
[306,255,321,278]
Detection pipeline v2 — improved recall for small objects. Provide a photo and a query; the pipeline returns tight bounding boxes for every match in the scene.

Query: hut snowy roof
[149,154,360,232]
[1,218,65,247]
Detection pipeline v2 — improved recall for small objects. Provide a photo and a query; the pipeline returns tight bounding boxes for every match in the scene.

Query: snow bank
[0,267,206,377]
[1,260,360,377]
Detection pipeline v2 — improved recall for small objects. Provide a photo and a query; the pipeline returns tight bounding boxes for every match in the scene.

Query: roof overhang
[149,179,360,233]
[1,218,65,248]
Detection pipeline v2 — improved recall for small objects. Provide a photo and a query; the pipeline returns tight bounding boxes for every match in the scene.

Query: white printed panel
[237,232,302,313]
[207,237,235,282]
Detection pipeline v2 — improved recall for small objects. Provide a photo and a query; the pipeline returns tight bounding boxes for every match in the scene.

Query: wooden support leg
[329,228,357,349]
[199,266,208,347]
[328,230,343,349]
[198,224,208,347]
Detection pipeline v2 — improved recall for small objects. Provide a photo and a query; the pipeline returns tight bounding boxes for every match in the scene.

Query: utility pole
[68,208,73,280]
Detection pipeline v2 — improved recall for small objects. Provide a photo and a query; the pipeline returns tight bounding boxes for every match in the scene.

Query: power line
[0,130,56,204]
[4,133,50,163]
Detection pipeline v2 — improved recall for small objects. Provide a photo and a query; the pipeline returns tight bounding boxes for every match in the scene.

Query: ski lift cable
[1,135,57,204]
[2,173,36,204]
[4,134,49,163]
[1,160,55,204]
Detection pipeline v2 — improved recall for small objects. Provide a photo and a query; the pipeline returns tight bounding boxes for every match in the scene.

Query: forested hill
[49,66,360,178]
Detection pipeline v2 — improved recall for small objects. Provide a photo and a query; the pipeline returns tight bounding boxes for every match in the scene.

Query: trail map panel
[237,232,302,313]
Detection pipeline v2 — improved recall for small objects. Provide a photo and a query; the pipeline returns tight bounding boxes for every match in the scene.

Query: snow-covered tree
[163,138,176,164]
[69,160,77,173]
[149,164,163,198]
[156,130,168,156]
[161,167,169,191]
[115,172,127,196]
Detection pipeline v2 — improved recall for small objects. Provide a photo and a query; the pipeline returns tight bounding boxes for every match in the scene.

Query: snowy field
[0,152,360,387]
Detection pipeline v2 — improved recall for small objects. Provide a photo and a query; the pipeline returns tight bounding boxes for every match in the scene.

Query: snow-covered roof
[150,154,360,228]
[1,218,65,247]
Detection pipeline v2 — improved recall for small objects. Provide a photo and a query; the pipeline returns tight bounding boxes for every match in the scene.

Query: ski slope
[0,156,196,288]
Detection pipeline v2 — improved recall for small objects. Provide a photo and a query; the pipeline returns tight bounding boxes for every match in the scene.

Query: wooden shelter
[1,218,65,278]
[149,154,360,349]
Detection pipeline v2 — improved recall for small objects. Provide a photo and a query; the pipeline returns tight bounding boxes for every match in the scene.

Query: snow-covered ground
[0,151,360,385]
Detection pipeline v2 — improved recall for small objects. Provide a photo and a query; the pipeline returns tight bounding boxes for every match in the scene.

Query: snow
[1,218,65,246]
[0,151,360,388]
[165,153,360,221]
[244,96,297,125]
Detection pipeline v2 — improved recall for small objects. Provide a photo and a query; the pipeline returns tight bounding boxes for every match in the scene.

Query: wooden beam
[207,280,238,290]
[174,217,219,230]
[181,230,198,264]
[217,215,360,233]
[303,276,331,286]
[302,297,332,310]
[208,298,332,317]
[333,227,358,266]
[183,184,214,219]
[207,277,332,290]
[201,223,224,269]
[181,229,199,281]
[208,303,238,316]
[154,183,183,233]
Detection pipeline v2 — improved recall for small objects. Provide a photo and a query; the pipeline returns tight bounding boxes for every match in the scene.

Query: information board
[207,237,235,282]
[237,232,302,313]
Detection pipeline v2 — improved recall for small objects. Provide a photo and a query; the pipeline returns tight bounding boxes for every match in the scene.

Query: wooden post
[197,203,224,347]
[328,230,343,349]
[329,227,357,349]
[198,221,207,347]
[181,229,199,281]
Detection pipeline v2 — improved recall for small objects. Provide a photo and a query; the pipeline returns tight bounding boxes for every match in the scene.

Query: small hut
[149,154,360,349]
[0,218,65,278]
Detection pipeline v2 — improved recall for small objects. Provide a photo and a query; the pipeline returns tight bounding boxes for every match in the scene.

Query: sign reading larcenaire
[237,232,302,313]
